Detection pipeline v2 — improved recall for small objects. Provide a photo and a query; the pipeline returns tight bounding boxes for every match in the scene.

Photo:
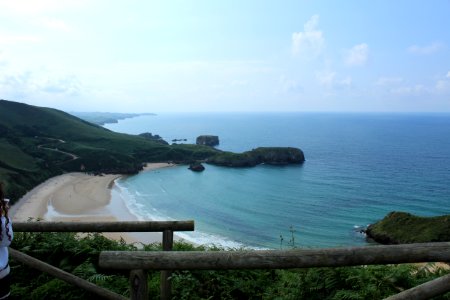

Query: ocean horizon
[105,112,450,249]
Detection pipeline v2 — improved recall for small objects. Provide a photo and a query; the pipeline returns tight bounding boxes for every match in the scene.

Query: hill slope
[0,100,217,200]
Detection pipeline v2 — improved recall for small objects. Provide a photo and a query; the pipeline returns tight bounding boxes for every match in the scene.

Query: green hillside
[0,100,217,201]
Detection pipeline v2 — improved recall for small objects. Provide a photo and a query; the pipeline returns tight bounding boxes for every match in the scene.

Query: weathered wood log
[160,230,173,300]
[99,242,450,270]
[10,248,127,300]
[384,272,450,300]
[13,221,194,232]
[130,269,148,300]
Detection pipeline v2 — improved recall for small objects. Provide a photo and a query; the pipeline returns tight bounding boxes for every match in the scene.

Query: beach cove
[10,163,177,244]
[104,112,450,249]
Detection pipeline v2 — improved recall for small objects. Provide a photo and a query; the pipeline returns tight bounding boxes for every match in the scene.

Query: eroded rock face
[196,135,219,147]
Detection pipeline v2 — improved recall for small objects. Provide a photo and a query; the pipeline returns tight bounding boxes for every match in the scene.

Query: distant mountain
[0,99,216,201]
[71,112,156,125]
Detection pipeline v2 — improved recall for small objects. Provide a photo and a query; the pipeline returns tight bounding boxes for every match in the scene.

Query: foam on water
[114,178,251,249]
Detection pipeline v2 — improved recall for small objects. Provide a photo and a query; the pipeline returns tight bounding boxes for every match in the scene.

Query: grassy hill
[0,100,217,201]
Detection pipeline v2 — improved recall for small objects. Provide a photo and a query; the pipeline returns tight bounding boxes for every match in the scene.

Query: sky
[0,0,449,113]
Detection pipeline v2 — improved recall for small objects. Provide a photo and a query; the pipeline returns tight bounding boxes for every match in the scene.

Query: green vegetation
[366,212,450,244]
[10,231,450,299]
[71,112,156,125]
[207,147,305,167]
[0,100,218,202]
[0,100,304,202]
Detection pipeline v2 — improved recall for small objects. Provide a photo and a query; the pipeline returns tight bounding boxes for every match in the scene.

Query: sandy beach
[10,162,178,244]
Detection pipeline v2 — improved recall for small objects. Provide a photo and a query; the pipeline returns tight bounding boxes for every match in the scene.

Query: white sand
[10,163,180,244]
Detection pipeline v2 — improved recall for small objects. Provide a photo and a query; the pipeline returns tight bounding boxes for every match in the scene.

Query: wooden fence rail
[99,242,450,300]
[99,242,450,270]
[12,222,450,299]
[12,221,195,300]
[13,220,194,232]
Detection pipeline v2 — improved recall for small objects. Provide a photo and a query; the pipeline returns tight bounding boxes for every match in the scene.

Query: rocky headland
[365,211,450,244]
[207,147,305,167]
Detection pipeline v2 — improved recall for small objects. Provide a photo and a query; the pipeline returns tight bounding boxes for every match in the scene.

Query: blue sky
[0,0,449,112]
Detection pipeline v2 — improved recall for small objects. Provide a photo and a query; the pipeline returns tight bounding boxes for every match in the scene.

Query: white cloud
[279,75,302,93]
[292,15,324,58]
[0,34,40,44]
[435,80,449,92]
[0,51,7,67]
[316,70,336,88]
[345,43,369,66]
[391,84,427,95]
[0,65,82,101]
[376,77,403,86]
[378,72,450,96]
[39,18,71,32]
[435,72,450,93]
[37,75,81,95]
[316,71,351,90]
[407,42,443,55]
[0,0,85,15]
[231,80,248,87]
[339,76,352,87]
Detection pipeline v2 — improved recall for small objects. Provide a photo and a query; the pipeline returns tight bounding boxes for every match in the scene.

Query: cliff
[366,211,450,244]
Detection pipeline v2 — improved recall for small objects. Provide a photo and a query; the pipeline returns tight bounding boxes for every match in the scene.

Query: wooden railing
[99,242,450,300]
[11,221,194,300]
[11,221,450,299]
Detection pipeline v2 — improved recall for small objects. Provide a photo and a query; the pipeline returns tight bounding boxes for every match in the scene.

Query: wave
[113,179,258,249]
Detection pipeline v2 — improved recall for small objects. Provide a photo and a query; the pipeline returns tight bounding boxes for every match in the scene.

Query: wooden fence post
[130,269,148,300]
[160,229,174,300]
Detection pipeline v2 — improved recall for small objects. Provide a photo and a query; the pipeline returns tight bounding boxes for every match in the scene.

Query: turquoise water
[105,113,450,248]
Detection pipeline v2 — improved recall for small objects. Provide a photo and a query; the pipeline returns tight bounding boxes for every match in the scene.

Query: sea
[104,112,450,249]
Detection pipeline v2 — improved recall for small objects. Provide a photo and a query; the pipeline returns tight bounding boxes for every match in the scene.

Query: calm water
[105,113,450,248]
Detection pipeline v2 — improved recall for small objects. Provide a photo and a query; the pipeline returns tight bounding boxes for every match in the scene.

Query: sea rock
[196,135,219,147]
[188,162,205,172]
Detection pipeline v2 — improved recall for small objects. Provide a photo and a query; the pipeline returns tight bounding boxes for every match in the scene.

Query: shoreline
[10,162,179,244]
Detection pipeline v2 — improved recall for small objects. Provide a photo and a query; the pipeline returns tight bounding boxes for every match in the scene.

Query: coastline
[10,162,178,244]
